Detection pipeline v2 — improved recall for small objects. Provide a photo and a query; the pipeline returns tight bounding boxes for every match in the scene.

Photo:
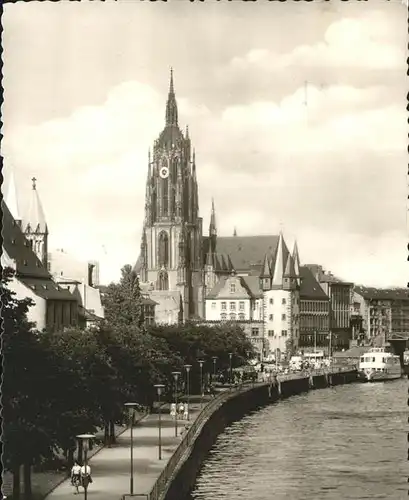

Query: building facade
[203,233,301,359]
[305,264,353,349]
[353,287,409,344]
[299,266,330,349]
[2,200,78,332]
[135,70,203,321]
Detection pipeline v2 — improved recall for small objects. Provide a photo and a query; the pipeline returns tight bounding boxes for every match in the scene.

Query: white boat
[358,347,402,382]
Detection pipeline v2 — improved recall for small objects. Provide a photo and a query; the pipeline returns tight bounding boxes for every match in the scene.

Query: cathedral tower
[138,70,204,320]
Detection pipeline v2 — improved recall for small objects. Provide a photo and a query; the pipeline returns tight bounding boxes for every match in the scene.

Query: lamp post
[198,359,204,408]
[76,434,95,500]
[184,364,192,421]
[153,384,165,460]
[124,402,138,495]
[228,352,233,390]
[171,371,181,437]
[211,356,218,385]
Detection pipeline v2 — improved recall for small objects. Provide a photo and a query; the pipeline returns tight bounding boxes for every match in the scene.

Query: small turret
[23,177,49,268]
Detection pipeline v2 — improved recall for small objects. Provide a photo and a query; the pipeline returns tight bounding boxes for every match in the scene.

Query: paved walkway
[45,396,213,500]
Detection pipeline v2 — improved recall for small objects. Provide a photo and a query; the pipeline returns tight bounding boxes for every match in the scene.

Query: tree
[147,322,255,392]
[2,268,59,499]
[102,265,144,328]
[40,327,114,458]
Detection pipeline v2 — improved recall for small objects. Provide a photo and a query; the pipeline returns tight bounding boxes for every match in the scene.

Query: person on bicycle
[71,462,81,485]
[80,463,93,484]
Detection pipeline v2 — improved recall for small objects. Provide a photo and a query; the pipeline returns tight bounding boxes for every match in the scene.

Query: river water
[187,379,407,500]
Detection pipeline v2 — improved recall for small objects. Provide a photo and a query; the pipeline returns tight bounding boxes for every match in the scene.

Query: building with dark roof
[203,232,301,360]
[2,199,78,332]
[298,266,330,349]
[305,264,353,349]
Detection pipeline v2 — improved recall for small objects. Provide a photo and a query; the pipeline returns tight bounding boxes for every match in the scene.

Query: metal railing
[126,367,357,500]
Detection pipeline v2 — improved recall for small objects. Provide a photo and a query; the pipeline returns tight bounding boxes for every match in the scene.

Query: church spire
[24,177,48,234]
[5,167,21,224]
[209,198,217,237]
[165,67,178,126]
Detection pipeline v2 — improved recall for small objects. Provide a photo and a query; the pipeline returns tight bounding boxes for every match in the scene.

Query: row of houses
[138,231,409,361]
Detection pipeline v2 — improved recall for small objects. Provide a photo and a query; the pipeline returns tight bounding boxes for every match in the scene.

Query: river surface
[187,379,407,500]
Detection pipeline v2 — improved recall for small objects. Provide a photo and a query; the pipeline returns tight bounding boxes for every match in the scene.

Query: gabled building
[299,266,330,349]
[305,264,353,349]
[204,232,301,359]
[2,199,78,332]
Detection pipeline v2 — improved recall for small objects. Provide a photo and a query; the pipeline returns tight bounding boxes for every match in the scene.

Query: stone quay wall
[141,367,358,500]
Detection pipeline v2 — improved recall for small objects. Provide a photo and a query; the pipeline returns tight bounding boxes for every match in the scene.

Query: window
[230,313,237,321]
[221,302,227,311]
[268,330,274,337]
[239,301,245,311]
[282,298,286,305]
[269,314,274,321]
[251,328,259,337]
[23,260,28,266]
[211,302,216,309]
[269,298,274,305]
[238,313,245,321]
[230,302,236,311]
[282,330,288,337]
[282,314,286,321]
[230,283,236,293]
[221,313,227,321]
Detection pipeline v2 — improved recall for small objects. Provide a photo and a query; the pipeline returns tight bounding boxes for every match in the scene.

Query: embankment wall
[156,369,358,500]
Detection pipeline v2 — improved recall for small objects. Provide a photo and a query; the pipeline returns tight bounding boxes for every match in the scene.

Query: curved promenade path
[45,394,216,500]
[45,367,354,500]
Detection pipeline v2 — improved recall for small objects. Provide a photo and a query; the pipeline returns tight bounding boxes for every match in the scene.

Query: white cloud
[230,13,405,72]
[2,7,406,286]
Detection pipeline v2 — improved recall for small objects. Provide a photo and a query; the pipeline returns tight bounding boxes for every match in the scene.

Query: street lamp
[228,352,233,390]
[153,384,165,460]
[124,402,138,495]
[171,371,181,437]
[198,359,204,408]
[211,356,218,384]
[76,434,95,500]
[184,364,192,421]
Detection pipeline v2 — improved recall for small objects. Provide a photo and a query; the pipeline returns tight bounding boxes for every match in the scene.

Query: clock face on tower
[159,166,169,179]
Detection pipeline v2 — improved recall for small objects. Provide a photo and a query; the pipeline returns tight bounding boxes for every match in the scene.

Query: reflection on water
[187,380,407,500]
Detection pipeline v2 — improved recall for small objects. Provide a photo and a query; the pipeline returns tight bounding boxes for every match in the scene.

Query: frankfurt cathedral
[135,70,301,331]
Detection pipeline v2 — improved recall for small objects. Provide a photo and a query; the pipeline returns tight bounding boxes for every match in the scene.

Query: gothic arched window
[158,270,169,291]
[158,231,169,268]
[162,177,169,216]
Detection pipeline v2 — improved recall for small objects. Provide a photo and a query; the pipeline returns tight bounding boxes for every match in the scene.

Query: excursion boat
[358,347,402,382]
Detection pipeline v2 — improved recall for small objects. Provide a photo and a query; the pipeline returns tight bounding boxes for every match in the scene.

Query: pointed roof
[284,253,297,278]
[209,198,217,236]
[271,232,287,286]
[24,177,48,234]
[292,240,300,276]
[165,67,178,127]
[260,253,271,278]
[5,168,21,222]
[2,200,75,302]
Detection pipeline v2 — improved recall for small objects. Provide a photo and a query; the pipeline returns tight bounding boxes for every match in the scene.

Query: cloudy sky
[2,0,407,286]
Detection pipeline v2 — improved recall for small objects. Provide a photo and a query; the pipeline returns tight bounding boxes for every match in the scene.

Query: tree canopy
[2,264,255,499]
